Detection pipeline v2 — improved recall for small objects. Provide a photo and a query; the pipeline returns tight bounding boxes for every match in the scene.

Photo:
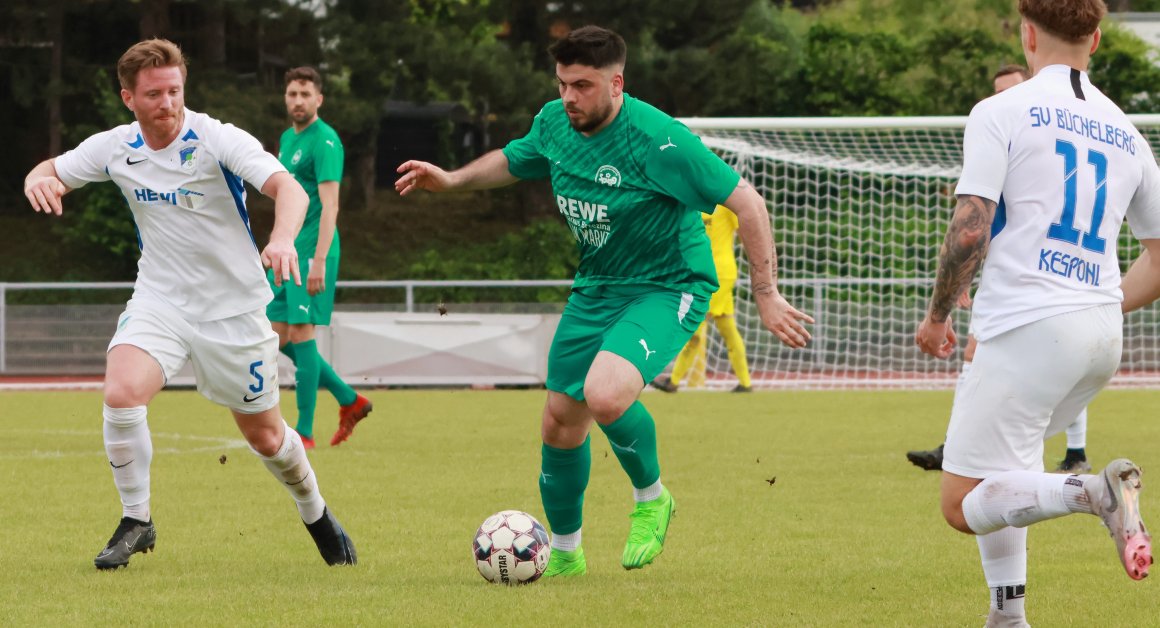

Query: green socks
[289,340,321,438]
[539,436,591,536]
[598,401,661,489]
[280,342,359,410]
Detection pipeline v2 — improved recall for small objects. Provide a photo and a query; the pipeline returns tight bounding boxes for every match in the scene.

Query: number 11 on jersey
[1047,139,1108,254]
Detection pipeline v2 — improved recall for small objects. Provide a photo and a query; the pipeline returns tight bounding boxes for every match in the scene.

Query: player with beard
[396,25,812,576]
[23,39,356,569]
[267,66,372,449]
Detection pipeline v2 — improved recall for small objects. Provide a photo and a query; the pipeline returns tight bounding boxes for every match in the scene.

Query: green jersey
[278,118,344,256]
[503,94,740,295]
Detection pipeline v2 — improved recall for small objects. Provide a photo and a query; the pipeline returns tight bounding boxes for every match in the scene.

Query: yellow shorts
[708,277,736,317]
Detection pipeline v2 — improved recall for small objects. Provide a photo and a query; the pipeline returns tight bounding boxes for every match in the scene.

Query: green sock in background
[291,340,321,438]
[281,341,356,406]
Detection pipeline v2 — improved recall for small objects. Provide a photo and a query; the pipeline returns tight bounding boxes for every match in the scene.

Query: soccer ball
[473,510,550,585]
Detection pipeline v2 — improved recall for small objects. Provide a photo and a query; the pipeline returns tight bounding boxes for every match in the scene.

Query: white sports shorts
[943,303,1121,479]
[108,298,281,413]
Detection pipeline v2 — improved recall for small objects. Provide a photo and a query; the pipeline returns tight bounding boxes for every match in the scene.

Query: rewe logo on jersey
[595,165,621,187]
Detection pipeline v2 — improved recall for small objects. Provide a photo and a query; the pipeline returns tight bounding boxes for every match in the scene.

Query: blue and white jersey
[54,109,285,322]
[956,64,1160,341]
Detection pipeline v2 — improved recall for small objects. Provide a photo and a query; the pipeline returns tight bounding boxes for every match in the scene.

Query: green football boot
[543,546,587,577]
[622,487,675,570]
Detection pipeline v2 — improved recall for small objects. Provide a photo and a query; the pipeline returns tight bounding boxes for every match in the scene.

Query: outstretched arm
[1121,239,1160,313]
[395,149,519,196]
[916,194,996,358]
[261,171,308,287]
[726,180,814,349]
[24,159,70,216]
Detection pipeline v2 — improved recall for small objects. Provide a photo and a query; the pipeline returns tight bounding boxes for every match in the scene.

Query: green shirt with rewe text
[503,94,740,295]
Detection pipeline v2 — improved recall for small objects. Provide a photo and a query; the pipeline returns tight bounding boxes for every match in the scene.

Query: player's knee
[940,495,974,534]
[287,324,315,344]
[103,378,151,408]
[583,387,632,425]
[246,426,284,457]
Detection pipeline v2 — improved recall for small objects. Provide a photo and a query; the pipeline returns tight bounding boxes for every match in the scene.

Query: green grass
[1,389,1157,626]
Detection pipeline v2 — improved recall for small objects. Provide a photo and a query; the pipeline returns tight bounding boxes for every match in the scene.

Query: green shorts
[266,255,340,326]
[547,285,709,401]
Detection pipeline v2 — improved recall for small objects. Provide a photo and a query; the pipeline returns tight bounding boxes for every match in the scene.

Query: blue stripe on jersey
[108,165,145,251]
[218,162,258,250]
[991,195,1007,239]
[127,134,145,148]
[182,129,199,141]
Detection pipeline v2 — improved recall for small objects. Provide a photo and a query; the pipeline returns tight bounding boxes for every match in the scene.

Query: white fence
[3,277,1160,388]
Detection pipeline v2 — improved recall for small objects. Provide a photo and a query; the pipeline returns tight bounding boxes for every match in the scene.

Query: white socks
[634,480,663,503]
[977,526,1027,619]
[1066,409,1088,449]
[256,423,326,524]
[103,404,152,522]
[962,471,1093,535]
[552,529,582,552]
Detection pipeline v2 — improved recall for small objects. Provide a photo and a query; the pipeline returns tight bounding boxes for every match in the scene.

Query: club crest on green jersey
[291,149,303,165]
[595,165,621,188]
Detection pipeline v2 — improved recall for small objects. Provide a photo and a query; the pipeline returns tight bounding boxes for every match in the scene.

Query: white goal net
[680,115,1160,389]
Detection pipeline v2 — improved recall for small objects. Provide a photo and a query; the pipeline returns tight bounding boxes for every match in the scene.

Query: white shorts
[109,298,281,413]
[943,304,1121,479]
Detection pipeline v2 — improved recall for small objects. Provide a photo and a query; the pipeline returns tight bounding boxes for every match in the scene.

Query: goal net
[679,115,1160,389]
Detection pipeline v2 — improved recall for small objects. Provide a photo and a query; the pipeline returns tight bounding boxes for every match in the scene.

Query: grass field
[2,388,1157,626]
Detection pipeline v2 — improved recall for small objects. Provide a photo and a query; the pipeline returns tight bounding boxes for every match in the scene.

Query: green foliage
[188,71,284,147]
[802,24,913,115]
[51,70,140,278]
[904,26,1021,115]
[10,0,1160,284]
[405,219,578,302]
[1090,23,1160,113]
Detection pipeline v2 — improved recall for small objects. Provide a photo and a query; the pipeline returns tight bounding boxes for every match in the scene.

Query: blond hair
[117,38,187,91]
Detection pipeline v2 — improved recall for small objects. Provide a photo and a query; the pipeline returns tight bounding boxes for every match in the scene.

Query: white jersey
[54,109,284,322]
[956,64,1160,341]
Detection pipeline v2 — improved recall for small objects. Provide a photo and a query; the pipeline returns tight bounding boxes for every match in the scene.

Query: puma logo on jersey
[326,140,335,147]
[298,305,310,313]
[639,339,656,360]
[659,137,677,151]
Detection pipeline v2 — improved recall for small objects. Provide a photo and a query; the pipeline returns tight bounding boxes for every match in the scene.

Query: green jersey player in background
[396,26,812,577]
[267,67,372,449]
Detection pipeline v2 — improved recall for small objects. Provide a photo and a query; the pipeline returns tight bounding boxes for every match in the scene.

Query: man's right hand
[25,176,67,216]
[395,160,453,196]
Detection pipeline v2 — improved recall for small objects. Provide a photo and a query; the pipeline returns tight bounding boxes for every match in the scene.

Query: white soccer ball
[473,510,550,585]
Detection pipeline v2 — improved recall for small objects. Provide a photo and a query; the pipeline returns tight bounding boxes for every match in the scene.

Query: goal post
[679,115,1160,389]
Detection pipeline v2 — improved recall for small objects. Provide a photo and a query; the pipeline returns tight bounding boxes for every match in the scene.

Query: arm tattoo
[929,195,996,322]
[751,245,779,297]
